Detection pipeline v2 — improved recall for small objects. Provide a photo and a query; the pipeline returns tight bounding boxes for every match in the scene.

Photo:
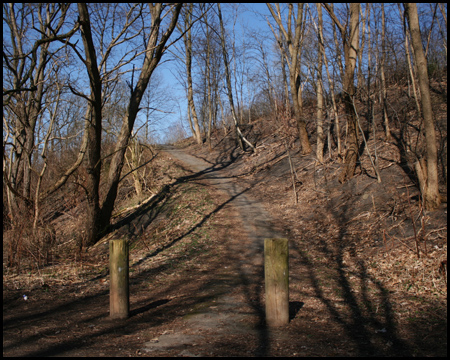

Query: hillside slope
[173,125,447,355]
[3,127,447,356]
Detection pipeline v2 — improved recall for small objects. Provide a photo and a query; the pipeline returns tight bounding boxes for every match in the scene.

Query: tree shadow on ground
[3,146,275,356]
[3,190,259,356]
[288,184,414,356]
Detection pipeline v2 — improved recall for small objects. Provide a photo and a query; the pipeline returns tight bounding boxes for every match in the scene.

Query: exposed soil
[141,146,286,356]
[3,132,447,356]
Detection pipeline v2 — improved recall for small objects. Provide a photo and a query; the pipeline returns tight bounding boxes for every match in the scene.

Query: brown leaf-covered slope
[4,108,447,356]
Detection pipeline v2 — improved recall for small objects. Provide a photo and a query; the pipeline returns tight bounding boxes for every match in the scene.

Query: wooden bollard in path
[264,238,289,327]
[109,239,129,319]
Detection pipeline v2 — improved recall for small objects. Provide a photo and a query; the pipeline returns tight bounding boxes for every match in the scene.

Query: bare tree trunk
[217,3,254,152]
[33,85,62,229]
[322,37,341,157]
[205,9,213,150]
[183,4,202,144]
[185,103,195,138]
[125,138,143,198]
[280,33,290,116]
[39,107,91,200]
[324,3,360,183]
[380,3,391,141]
[316,4,325,163]
[97,4,182,244]
[331,3,344,82]
[218,95,227,136]
[437,4,447,57]
[78,4,183,246]
[399,4,422,116]
[405,3,441,210]
[365,3,373,132]
[77,3,103,248]
[267,3,312,154]
[252,35,277,114]
[3,4,77,224]
[357,5,369,92]
[341,4,360,183]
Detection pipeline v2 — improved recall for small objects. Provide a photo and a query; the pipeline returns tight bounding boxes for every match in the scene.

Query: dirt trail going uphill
[163,146,283,243]
[142,147,286,356]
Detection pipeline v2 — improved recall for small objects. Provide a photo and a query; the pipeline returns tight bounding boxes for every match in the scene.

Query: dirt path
[162,146,284,243]
[3,147,288,357]
[5,145,445,356]
[142,147,286,355]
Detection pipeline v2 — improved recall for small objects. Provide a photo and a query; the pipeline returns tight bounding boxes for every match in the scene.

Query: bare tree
[3,4,79,224]
[247,31,278,115]
[181,4,202,144]
[357,5,370,93]
[404,3,441,210]
[398,3,422,117]
[324,3,361,183]
[72,4,183,246]
[267,3,312,154]
[315,4,325,163]
[76,3,104,247]
[379,3,391,141]
[217,3,255,152]
[203,7,214,149]
[437,4,447,57]
[319,16,342,157]
[99,3,182,244]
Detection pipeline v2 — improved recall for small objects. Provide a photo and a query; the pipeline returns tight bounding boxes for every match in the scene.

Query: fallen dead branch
[285,141,298,205]
[111,193,156,219]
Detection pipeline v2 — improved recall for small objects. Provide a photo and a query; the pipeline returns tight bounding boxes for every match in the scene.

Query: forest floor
[3,130,447,356]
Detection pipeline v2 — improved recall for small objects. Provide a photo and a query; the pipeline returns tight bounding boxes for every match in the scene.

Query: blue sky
[3,3,278,145]
[7,4,436,144]
[141,3,277,143]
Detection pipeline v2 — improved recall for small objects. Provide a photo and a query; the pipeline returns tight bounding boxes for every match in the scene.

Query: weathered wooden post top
[109,239,129,319]
[264,238,289,327]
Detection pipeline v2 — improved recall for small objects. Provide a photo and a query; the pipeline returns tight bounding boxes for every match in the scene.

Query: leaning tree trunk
[217,3,254,152]
[97,4,183,244]
[77,4,103,249]
[405,3,441,210]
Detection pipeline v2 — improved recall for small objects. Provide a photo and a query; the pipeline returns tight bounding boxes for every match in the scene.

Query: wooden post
[109,239,129,319]
[264,238,289,326]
